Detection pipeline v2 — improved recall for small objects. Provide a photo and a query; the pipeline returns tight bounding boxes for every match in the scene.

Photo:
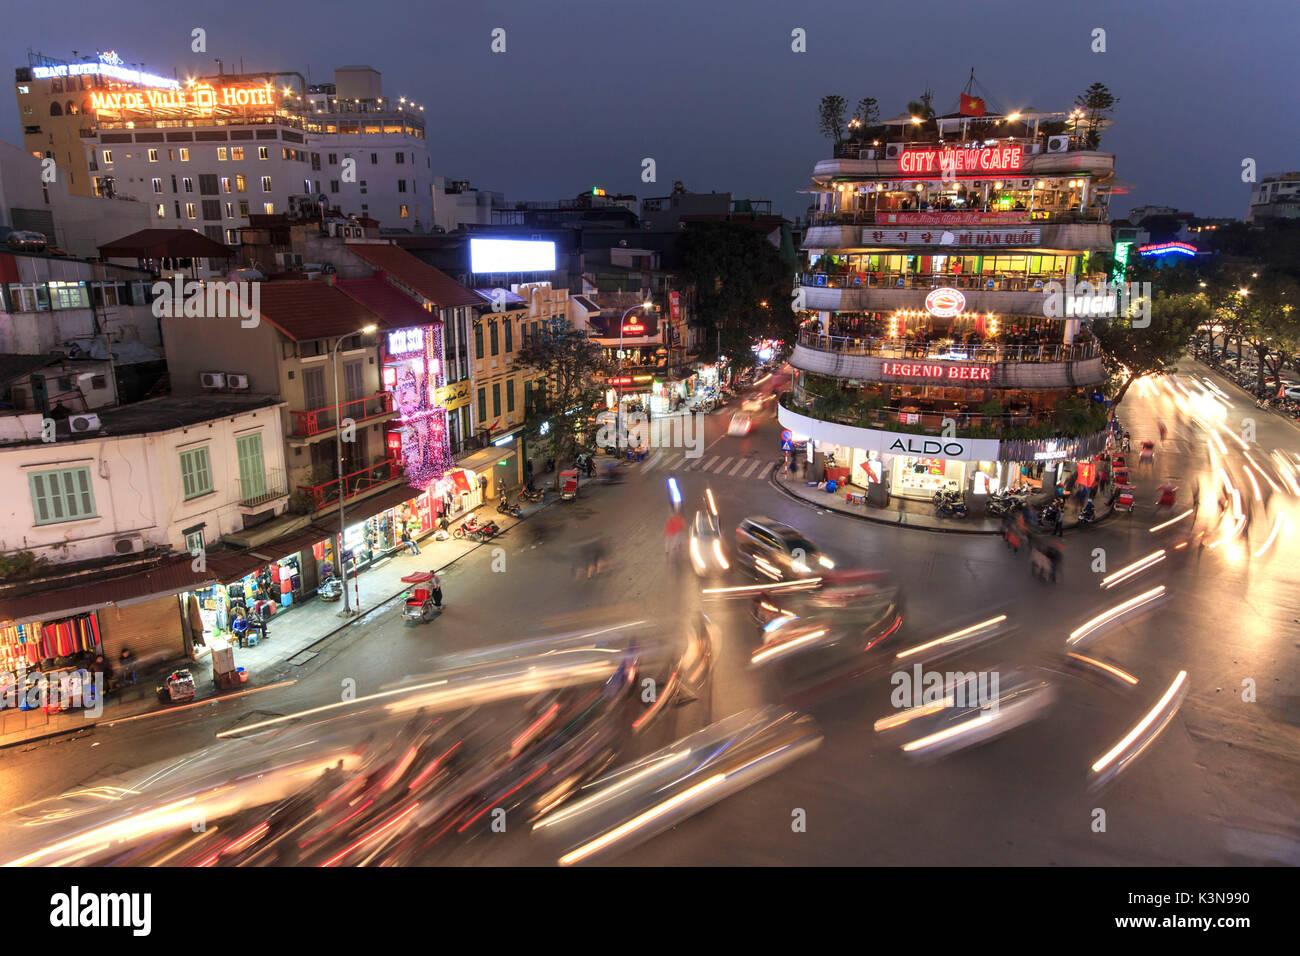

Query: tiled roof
[252,281,390,341]
[346,244,481,308]
[335,277,437,328]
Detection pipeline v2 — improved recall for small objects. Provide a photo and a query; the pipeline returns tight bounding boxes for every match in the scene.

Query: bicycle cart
[400,572,437,625]
[559,469,579,500]
[1113,484,1135,513]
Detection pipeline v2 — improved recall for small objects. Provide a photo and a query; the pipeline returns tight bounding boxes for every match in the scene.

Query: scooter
[497,497,523,518]
[453,515,500,540]
[935,498,968,518]
[520,487,545,502]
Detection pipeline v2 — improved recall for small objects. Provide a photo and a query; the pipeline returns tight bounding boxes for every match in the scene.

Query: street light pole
[332,324,377,618]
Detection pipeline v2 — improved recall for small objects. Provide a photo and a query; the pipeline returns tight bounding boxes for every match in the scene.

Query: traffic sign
[781,429,792,442]
[781,440,793,451]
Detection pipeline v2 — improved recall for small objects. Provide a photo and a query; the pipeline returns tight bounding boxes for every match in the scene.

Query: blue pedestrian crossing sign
[781,440,793,451]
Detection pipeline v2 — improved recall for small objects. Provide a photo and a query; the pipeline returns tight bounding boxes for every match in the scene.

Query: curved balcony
[798,271,1114,318]
[778,392,1110,464]
[803,221,1113,253]
[791,331,1107,389]
[812,149,1115,181]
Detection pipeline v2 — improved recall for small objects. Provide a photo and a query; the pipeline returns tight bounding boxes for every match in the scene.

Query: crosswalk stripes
[642,450,668,471]
[741,460,760,478]
[634,449,774,481]
[727,458,748,476]
[713,456,736,474]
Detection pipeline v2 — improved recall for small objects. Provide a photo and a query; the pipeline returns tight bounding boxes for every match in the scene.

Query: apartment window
[399,204,409,218]
[29,467,96,525]
[183,176,193,193]
[202,200,221,221]
[239,200,250,217]
[102,150,113,164]
[185,530,204,554]
[258,146,269,160]
[304,178,312,193]
[492,384,501,417]
[489,322,499,356]
[370,153,378,165]
[217,147,228,161]
[155,203,166,218]
[151,177,162,194]
[49,281,89,309]
[261,176,272,192]
[311,153,321,171]
[263,202,274,215]
[175,201,182,219]
[221,176,231,193]
[147,148,158,163]
[231,147,244,160]
[504,320,513,353]
[328,153,337,165]
[506,380,515,413]
[397,180,407,193]
[477,387,486,423]
[185,202,196,219]
[6,284,49,312]
[170,175,178,193]
[474,324,484,359]
[225,201,234,218]
[179,447,213,500]
[236,434,267,501]
[235,174,247,193]
[167,149,174,162]
[395,152,405,164]
[329,180,339,193]
[179,148,190,162]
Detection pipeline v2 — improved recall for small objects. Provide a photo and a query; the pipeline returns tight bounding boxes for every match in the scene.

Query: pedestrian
[478,474,489,499]
[429,571,443,608]
[401,527,420,555]
[118,648,137,686]
[664,512,686,563]
[1054,507,1064,537]
[1192,482,1200,520]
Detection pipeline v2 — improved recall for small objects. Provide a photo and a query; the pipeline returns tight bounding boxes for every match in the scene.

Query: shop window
[29,467,96,525]
[179,447,213,499]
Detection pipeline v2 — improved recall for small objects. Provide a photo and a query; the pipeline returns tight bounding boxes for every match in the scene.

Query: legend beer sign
[90,83,276,116]
[882,361,992,382]
[898,145,1024,176]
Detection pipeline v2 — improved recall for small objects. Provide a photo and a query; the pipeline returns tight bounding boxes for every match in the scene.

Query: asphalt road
[2,358,1297,866]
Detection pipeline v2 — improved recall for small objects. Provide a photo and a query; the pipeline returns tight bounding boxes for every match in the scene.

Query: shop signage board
[881,361,992,382]
[777,403,1001,462]
[90,83,276,116]
[669,291,681,321]
[880,211,1029,226]
[862,227,1042,247]
[898,145,1024,175]
[924,287,966,317]
[435,380,471,410]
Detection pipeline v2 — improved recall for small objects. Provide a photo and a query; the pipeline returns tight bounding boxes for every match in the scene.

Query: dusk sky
[5,0,1296,221]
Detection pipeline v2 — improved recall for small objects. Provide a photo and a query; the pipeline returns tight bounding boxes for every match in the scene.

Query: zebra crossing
[637,450,775,481]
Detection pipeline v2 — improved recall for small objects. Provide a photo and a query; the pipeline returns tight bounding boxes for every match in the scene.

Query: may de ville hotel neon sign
[882,361,992,382]
[90,83,275,114]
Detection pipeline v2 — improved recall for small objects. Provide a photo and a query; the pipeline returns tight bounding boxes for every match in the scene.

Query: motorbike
[1039,499,1063,528]
[497,497,523,518]
[987,495,1025,517]
[934,497,968,518]
[453,515,500,541]
[1077,502,1098,526]
[932,489,962,507]
[519,486,545,502]
[317,578,342,602]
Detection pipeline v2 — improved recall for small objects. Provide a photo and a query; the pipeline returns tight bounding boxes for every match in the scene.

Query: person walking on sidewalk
[402,527,420,556]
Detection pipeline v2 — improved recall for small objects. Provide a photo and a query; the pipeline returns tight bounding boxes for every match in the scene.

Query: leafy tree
[853,97,880,128]
[818,95,847,144]
[514,318,610,488]
[1074,82,1118,149]
[1092,292,1209,408]
[677,222,796,368]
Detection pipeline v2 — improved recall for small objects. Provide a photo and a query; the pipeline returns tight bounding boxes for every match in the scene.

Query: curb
[0,493,567,751]
[768,476,1115,536]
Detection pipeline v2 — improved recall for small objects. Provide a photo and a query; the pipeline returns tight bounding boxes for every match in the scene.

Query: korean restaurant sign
[862,227,1041,247]
[882,361,992,382]
[898,145,1024,175]
[879,211,1029,226]
[89,83,276,116]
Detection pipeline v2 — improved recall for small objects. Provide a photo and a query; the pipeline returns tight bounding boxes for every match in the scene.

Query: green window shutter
[492,383,500,417]
[29,467,97,524]
[236,433,266,500]
[179,447,212,499]
[490,322,499,356]
[506,380,515,413]
[475,324,484,360]
[477,387,486,423]
[504,320,513,353]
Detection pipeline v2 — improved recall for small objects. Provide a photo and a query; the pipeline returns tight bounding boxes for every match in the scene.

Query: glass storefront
[891,455,967,500]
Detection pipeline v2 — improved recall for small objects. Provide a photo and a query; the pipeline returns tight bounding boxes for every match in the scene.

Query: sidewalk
[0,486,578,749]
[771,472,1114,535]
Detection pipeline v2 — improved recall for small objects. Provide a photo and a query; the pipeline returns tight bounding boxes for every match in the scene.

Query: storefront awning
[0,555,210,627]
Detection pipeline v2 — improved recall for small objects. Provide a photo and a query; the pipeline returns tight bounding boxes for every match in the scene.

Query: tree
[677,222,796,368]
[1074,82,1118,149]
[1093,293,1208,409]
[818,95,847,144]
[853,97,879,128]
[514,319,610,488]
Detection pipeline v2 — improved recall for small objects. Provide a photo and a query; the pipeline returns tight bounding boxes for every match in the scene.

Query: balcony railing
[298,458,400,512]
[237,467,288,507]
[830,135,1094,160]
[808,207,1108,226]
[797,329,1100,363]
[290,392,393,438]
[799,272,1111,293]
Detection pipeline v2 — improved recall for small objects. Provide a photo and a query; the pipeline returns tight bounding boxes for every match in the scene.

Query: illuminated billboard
[470,238,556,273]
[382,324,452,488]
[89,82,277,117]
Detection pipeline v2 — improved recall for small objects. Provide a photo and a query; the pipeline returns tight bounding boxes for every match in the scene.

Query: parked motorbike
[453,515,500,541]
[934,497,969,518]
[317,578,342,602]
[497,497,523,518]
[520,487,545,502]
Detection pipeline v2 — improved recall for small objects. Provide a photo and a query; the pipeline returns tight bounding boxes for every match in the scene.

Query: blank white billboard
[470,238,557,273]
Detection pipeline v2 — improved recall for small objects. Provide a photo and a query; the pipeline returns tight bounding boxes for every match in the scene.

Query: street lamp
[616,301,654,451]
[333,323,378,617]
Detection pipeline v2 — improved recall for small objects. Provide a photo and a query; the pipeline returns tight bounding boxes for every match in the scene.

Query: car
[688,509,729,577]
[728,412,753,436]
[1285,386,1300,402]
[734,516,833,581]
[741,396,764,412]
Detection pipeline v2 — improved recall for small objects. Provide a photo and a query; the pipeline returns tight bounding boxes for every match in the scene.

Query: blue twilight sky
[4,0,1297,221]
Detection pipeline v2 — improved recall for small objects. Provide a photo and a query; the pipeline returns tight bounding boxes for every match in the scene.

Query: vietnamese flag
[959,94,986,117]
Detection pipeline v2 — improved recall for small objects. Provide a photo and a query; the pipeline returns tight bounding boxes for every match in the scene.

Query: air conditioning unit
[1047,135,1069,153]
[885,143,905,160]
[68,413,101,433]
[858,148,877,160]
[1024,143,1041,155]
[199,372,226,389]
[112,534,143,555]
[226,373,250,390]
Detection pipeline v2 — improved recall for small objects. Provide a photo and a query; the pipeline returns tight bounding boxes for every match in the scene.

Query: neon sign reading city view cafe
[899,145,1024,176]
[89,83,276,115]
